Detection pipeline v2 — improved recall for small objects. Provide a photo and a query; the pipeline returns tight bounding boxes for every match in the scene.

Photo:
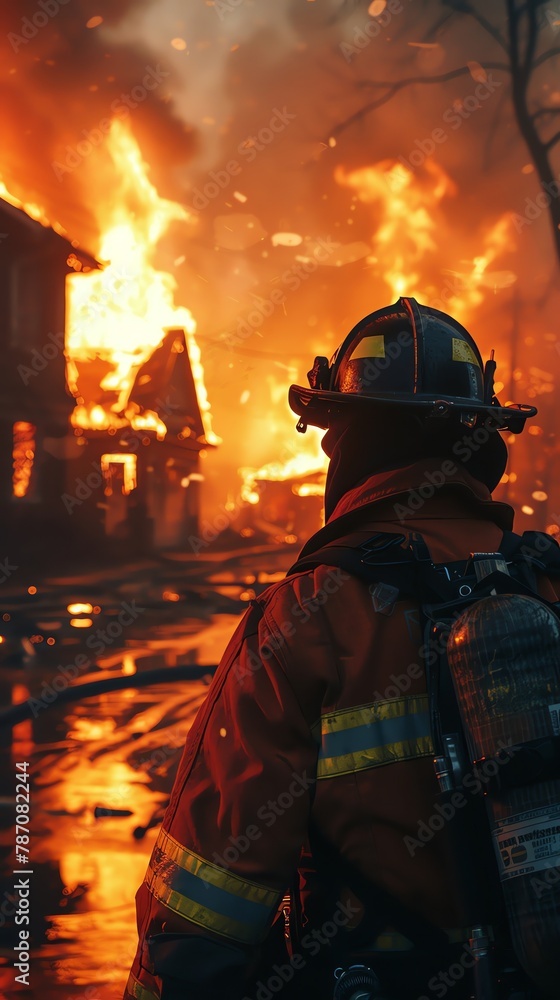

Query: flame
[101,453,138,495]
[336,159,513,321]
[66,120,217,444]
[242,158,514,511]
[0,179,66,234]
[239,367,327,503]
[12,421,36,498]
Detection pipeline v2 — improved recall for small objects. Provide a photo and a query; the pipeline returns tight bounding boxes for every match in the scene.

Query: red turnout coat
[125,460,557,999]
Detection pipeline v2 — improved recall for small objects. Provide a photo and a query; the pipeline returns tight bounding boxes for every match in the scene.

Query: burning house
[0,196,98,559]
[66,326,213,553]
[0,124,218,561]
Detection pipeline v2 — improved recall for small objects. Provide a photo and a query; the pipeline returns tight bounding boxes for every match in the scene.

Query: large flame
[241,157,515,509]
[336,159,513,318]
[67,121,217,444]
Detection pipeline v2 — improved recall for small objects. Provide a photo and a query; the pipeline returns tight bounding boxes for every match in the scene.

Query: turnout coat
[125,460,558,1000]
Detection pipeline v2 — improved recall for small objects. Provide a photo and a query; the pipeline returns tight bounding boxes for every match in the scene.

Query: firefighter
[125,297,552,1000]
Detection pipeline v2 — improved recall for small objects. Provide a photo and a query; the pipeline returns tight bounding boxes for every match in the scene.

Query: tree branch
[442,0,510,53]
[545,130,560,150]
[533,47,560,68]
[532,106,560,121]
[505,0,520,74]
[522,1,539,83]
[332,63,509,136]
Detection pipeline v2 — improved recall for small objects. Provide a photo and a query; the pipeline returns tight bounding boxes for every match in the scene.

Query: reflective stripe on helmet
[145,828,281,943]
[348,334,386,361]
[317,694,433,778]
[452,338,481,366]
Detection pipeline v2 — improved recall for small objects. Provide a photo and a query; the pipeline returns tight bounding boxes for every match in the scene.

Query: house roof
[126,328,209,446]
[0,197,100,271]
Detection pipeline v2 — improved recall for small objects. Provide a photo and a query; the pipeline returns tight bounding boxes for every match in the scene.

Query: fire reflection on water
[0,614,241,999]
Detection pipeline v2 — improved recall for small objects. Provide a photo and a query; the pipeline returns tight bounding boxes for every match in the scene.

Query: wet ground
[0,545,292,1000]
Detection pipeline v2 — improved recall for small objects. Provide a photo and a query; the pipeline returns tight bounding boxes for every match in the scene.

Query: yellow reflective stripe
[321,694,429,733]
[373,932,414,951]
[146,828,281,944]
[317,736,433,777]
[349,334,385,361]
[317,695,434,779]
[126,972,160,1000]
[372,927,472,952]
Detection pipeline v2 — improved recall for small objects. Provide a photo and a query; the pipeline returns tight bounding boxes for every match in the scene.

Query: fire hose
[0,664,218,729]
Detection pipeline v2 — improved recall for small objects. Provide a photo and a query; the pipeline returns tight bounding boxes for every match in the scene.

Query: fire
[239,378,327,503]
[241,158,515,515]
[0,179,64,234]
[66,120,218,444]
[240,438,327,503]
[335,159,513,321]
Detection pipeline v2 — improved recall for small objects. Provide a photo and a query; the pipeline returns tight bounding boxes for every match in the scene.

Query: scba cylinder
[448,594,560,995]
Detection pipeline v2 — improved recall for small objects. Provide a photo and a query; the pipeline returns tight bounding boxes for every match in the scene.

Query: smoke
[2,0,559,524]
[0,0,196,246]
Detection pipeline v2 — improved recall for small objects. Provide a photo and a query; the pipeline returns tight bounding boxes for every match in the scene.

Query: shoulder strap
[287,531,468,604]
[503,529,560,574]
[288,527,560,595]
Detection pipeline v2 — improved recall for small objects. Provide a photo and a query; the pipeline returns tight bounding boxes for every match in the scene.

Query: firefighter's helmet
[289,297,536,433]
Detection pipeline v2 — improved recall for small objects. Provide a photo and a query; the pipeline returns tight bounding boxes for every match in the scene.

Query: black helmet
[289,297,536,434]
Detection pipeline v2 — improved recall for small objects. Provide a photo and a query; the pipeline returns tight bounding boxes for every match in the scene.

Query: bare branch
[523,2,539,82]
[505,0,520,73]
[532,106,560,122]
[332,63,509,137]
[422,11,457,43]
[533,47,560,68]
[442,0,510,53]
[483,79,512,170]
[353,62,510,93]
[545,131,560,151]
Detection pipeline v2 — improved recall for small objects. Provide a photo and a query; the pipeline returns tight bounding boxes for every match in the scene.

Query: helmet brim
[288,384,537,432]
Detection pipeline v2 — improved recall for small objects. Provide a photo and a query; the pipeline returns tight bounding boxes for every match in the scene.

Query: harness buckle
[466,552,510,583]
[369,582,399,616]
